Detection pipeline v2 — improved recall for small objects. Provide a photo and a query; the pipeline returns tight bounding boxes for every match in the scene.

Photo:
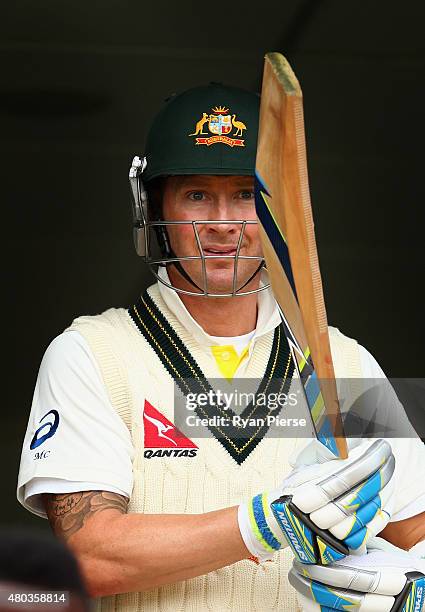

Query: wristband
[238,492,286,562]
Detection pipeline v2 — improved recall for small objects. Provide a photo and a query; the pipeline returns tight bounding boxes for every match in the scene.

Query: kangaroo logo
[143,400,198,452]
[188,112,209,136]
[30,410,60,450]
[143,412,177,446]
[188,105,246,147]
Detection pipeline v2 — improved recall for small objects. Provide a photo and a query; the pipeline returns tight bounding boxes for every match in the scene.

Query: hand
[238,439,395,563]
[289,537,425,611]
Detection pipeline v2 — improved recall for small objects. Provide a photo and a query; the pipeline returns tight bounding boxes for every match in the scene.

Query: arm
[43,491,249,598]
[381,511,425,550]
[43,440,401,597]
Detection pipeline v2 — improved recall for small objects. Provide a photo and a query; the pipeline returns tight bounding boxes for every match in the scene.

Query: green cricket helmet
[128,82,267,297]
[143,82,260,181]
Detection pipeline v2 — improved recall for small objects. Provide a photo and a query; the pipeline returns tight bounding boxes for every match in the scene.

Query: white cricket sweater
[69,283,363,612]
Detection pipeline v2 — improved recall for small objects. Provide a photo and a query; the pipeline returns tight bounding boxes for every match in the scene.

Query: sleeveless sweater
[69,284,362,612]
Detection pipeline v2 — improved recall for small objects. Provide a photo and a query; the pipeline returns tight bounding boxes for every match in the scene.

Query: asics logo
[30,410,59,450]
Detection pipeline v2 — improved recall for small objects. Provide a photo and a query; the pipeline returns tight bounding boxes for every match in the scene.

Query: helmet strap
[236,261,265,292]
[155,224,204,292]
[169,259,205,293]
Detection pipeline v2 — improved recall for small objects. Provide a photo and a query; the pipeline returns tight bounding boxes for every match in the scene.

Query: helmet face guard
[129,156,268,298]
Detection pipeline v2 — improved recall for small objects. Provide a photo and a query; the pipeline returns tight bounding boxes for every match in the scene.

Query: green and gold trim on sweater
[128,290,295,465]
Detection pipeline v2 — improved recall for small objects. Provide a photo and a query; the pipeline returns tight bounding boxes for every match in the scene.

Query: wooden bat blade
[255,52,347,459]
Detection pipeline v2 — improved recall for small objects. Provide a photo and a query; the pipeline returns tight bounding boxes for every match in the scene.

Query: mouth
[202,246,238,257]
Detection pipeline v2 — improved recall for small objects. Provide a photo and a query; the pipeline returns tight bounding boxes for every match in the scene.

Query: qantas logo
[143,400,198,458]
[144,412,178,446]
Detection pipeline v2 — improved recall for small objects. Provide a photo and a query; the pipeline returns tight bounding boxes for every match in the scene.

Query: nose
[206,198,239,234]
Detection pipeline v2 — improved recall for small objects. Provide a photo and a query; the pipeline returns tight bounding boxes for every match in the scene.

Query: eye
[188,191,205,201]
[238,190,254,200]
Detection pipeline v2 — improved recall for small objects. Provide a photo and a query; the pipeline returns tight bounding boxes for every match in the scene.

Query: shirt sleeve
[359,344,425,519]
[17,330,134,518]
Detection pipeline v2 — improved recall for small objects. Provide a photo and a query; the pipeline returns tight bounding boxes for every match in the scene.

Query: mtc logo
[30,410,59,450]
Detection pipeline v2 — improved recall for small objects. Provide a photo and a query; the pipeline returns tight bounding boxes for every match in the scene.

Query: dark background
[2,1,424,527]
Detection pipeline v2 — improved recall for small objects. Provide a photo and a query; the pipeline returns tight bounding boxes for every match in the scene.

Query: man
[17,83,425,611]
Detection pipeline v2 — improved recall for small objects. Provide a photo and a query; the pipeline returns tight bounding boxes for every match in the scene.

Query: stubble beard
[169,256,262,295]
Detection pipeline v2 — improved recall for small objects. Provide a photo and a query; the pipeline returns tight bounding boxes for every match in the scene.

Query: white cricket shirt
[17,271,425,520]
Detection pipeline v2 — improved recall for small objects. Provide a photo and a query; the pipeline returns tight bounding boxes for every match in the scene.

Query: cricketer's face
[162,175,263,295]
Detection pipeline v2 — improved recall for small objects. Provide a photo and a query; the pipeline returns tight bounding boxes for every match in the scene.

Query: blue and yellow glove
[238,439,395,564]
[289,537,425,611]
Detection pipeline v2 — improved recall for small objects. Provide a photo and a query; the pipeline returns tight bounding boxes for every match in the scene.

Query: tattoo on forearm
[44,491,128,540]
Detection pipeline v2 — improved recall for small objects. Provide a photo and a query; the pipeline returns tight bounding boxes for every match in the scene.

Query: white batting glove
[289,537,425,611]
[238,438,395,563]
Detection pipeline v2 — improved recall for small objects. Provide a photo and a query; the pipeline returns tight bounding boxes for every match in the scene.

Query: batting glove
[238,438,395,563]
[289,536,425,611]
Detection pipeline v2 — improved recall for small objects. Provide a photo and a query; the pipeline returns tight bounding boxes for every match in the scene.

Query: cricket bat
[255,52,348,459]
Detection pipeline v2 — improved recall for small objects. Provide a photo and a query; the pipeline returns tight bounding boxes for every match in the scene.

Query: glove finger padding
[341,502,393,553]
[290,538,425,611]
[292,440,393,514]
[290,570,395,611]
[329,479,395,548]
[310,457,395,530]
[271,440,395,564]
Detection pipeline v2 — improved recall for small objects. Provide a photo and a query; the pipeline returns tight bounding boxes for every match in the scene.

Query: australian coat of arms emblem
[189,106,246,147]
